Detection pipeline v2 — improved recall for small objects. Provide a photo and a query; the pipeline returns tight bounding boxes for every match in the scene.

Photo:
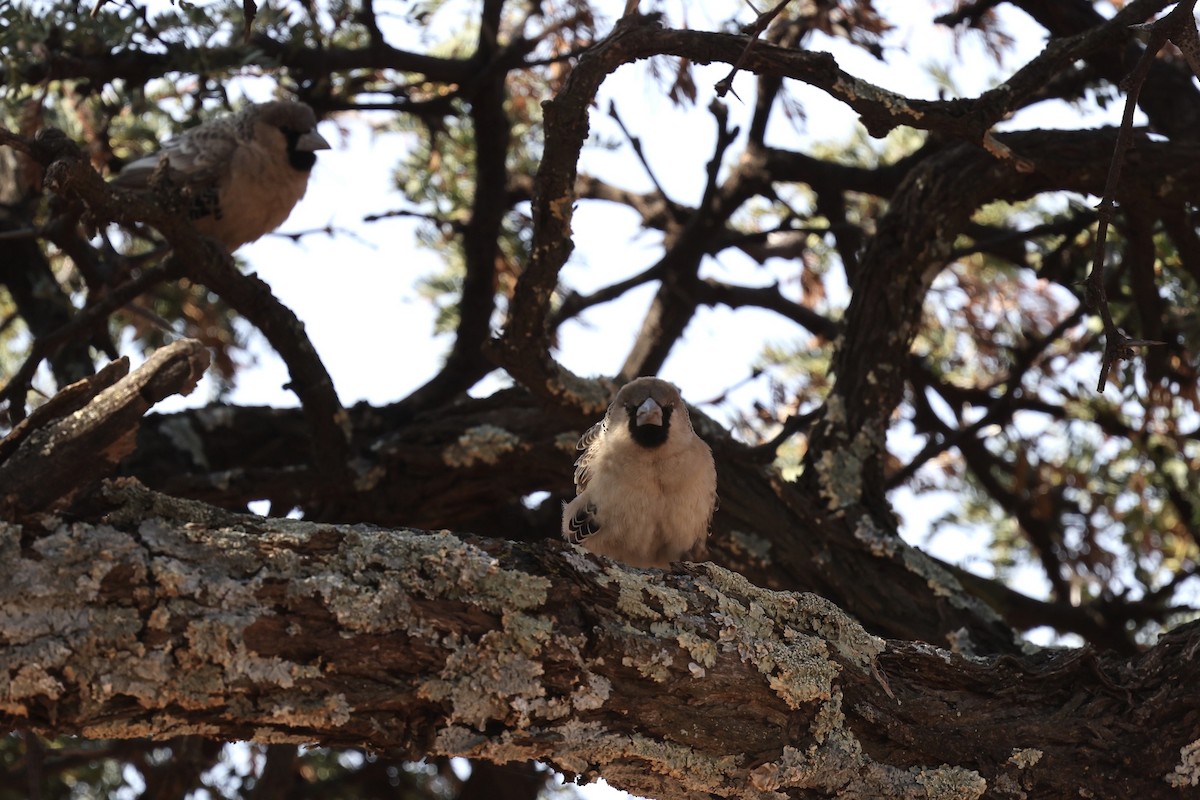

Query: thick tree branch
[3,486,1199,800]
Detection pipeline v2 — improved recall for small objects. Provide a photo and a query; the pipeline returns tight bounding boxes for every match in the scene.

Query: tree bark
[2,482,1198,800]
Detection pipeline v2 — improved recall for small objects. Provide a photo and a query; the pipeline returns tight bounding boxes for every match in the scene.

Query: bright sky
[130,1,1139,796]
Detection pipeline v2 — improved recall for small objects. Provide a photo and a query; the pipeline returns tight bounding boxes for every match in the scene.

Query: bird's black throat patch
[283,129,318,172]
[627,404,672,448]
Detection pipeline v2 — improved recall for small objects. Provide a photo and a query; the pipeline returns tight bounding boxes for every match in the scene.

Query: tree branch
[0,339,209,519]
[3,484,1199,800]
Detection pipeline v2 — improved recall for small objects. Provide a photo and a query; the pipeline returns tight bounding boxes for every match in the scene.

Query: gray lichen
[854,515,899,558]
[548,372,614,417]
[556,431,582,453]
[418,618,551,727]
[442,424,522,467]
[750,735,986,800]
[1008,748,1043,770]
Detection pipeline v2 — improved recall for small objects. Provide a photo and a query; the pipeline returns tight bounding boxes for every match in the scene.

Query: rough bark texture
[2,483,1198,800]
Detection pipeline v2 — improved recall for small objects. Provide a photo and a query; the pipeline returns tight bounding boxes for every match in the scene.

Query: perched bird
[112,100,331,251]
[562,377,717,568]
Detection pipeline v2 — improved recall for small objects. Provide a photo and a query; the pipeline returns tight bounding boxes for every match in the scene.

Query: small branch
[242,0,258,43]
[715,0,794,99]
[1087,2,1194,390]
[607,101,675,210]
[934,0,1003,29]
[694,278,839,340]
[0,265,169,425]
[743,405,824,460]
[890,309,1086,489]
[0,339,209,519]
[0,357,129,465]
[549,264,665,330]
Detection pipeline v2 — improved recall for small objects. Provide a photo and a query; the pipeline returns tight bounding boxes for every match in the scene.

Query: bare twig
[0,265,169,424]
[715,0,794,99]
[242,0,258,43]
[1087,2,1195,391]
[608,101,675,209]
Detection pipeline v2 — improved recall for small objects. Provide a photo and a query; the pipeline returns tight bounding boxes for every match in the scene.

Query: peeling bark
[2,482,1198,800]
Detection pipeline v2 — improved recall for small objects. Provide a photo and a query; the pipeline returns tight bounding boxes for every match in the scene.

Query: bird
[562,377,717,568]
[112,100,331,251]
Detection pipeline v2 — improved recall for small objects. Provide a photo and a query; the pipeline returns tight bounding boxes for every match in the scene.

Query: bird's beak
[297,130,332,152]
[635,397,663,427]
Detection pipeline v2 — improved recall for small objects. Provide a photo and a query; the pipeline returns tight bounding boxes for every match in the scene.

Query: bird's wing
[572,419,605,493]
[115,121,239,189]
[564,500,601,544]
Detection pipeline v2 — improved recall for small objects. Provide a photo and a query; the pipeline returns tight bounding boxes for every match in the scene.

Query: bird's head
[252,100,331,171]
[613,377,686,449]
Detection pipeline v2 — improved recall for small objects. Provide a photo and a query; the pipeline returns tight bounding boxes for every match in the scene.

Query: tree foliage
[3,0,1200,798]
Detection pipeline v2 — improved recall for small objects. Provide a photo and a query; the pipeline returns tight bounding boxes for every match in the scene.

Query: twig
[1087,3,1195,391]
[933,0,1003,29]
[715,0,794,99]
[744,405,824,460]
[242,0,258,43]
[608,101,675,209]
[0,265,169,424]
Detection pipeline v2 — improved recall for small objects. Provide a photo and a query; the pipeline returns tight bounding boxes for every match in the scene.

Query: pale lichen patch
[1008,748,1043,769]
[899,545,1007,627]
[806,394,877,510]
[598,566,664,620]
[622,648,674,682]
[853,515,899,558]
[761,635,837,708]
[570,672,612,711]
[158,415,210,470]
[435,719,744,797]
[331,528,549,620]
[563,545,601,573]
[645,580,690,619]
[82,718,223,741]
[791,593,885,673]
[251,728,324,745]
[1165,738,1200,788]
[6,663,64,704]
[676,631,716,669]
[418,613,555,729]
[750,737,986,800]
[442,425,521,468]
[698,563,883,675]
[550,373,614,417]
[809,690,846,744]
[913,765,988,799]
[556,432,582,454]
